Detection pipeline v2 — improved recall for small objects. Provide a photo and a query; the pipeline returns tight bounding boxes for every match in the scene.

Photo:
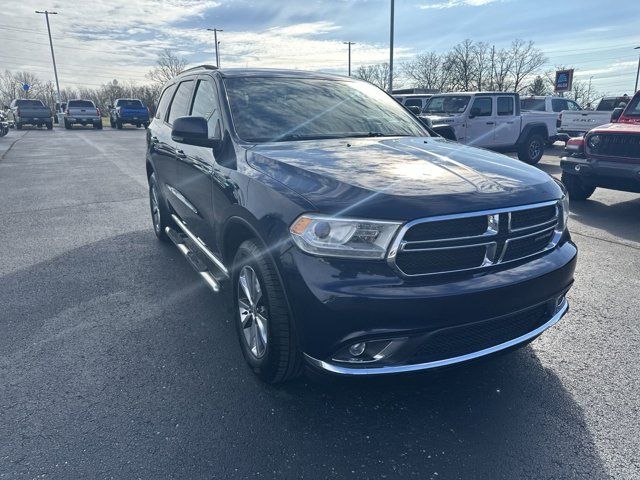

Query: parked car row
[1,97,150,131]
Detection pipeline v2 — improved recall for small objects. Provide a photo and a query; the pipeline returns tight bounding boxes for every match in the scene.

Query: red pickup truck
[561,91,640,199]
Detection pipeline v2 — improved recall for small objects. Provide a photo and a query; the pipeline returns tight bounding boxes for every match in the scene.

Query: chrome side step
[171,214,229,278]
[165,226,222,293]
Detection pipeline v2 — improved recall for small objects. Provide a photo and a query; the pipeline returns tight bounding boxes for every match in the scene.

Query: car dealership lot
[0,129,638,479]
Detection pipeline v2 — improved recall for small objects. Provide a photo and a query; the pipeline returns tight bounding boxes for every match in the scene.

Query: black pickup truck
[146,66,577,383]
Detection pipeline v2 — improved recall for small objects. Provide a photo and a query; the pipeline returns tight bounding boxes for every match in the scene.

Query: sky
[0,0,638,95]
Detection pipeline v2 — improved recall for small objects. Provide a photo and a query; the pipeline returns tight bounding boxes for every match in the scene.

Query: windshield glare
[224,77,428,143]
[521,98,546,111]
[422,95,470,114]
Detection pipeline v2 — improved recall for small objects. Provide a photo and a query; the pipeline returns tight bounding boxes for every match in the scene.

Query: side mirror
[610,107,624,122]
[469,107,481,118]
[171,116,220,147]
[407,105,421,115]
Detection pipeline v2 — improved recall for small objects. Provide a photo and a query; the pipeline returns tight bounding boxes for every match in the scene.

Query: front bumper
[279,239,577,374]
[306,298,568,375]
[561,156,640,193]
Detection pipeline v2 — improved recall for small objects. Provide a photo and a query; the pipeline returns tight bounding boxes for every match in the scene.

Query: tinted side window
[190,79,221,138]
[471,97,492,116]
[552,99,568,112]
[155,85,175,120]
[497,97,514,116]
[167,80,194,125]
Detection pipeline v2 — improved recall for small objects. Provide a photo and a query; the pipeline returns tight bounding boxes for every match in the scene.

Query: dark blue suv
[146,66,577,383]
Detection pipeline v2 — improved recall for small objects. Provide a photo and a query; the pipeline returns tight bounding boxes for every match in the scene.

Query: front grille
[589,133,640,159]
[391,201,560,276]
[396,245,487,275]
[503,227,555,262]
[411,303,551,363]
[510,204,557,230]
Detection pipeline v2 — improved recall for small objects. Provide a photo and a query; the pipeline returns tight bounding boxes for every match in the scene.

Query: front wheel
[116,119,123,130]
[518,133,545,164]
[233,240,303,384]
[561,172,596,200]
[46,121,53,130]
[94,122,103,130]
[110,117,116,128]
[148,173,172,242]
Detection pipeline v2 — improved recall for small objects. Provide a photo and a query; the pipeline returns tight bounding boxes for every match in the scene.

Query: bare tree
[508,39,547,93]
[449,39,476,91]
[354,63,390,91]
[472,42,491,91]
[146,49,187,86]
[402,53,448,92]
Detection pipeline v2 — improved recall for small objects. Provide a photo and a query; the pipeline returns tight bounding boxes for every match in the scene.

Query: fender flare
[517,122,549,145]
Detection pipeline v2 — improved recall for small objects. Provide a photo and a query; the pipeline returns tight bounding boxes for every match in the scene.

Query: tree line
[355,39,604,106]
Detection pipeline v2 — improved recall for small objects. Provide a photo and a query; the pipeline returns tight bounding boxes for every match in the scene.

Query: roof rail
[180,64,218,74]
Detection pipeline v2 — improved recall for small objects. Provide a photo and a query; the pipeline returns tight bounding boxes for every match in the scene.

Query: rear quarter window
[16,100,45,107]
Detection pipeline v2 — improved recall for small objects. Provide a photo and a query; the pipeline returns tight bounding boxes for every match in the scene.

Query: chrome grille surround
[387,200,562,277]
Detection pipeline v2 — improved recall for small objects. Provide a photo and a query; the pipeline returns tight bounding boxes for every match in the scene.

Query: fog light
[349,342,366,357]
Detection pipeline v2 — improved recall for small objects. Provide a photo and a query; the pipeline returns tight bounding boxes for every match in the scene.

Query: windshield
[597,97,628,111]
[521,98,546,111]
[16,100,45,107]
[224,77,427,143]
[117,99,144,108]
[422,95,470,114]
[623,95,640,116]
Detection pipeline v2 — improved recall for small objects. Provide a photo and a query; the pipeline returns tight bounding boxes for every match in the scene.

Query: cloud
[418,0,500,9]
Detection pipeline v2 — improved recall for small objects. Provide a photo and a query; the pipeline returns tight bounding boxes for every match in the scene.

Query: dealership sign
[555,69,574,93]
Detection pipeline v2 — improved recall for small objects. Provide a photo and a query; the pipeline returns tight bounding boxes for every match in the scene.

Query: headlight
[289,214,402,259]
[587,134,601,150]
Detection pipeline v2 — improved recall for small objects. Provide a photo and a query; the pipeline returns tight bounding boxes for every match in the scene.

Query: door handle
[176,149,187,159]
[150,136,159,144]
[486,122,495,125]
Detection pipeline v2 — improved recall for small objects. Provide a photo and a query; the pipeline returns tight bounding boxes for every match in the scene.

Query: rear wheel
[46,121,53,130]
[561,172,596,200]
[110,117,116,128]
[94,122,102,130]
[64,119,71,130]
[15,122,22,130]
[518,133,545,164]
[233,239,303,384]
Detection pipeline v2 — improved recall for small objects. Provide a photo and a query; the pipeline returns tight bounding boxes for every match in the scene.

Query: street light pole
[388,0,394,93]
[207,28,223,68]
[343,42,355,76]
[634,46,640,93]
[35,10,61,110]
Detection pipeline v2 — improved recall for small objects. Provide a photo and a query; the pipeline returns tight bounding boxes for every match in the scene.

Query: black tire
[136,124,141,128]
[116,119,123,130]
[233,239,303,384]
[46,122,53,130]
[64,119,71,130]
[517,133,545,164]
[561,172,596,201]
[94,122,103,130]
[15,122,22,130]
[110,117,116,128]
[148,172,172,242]
[143,122,149,129]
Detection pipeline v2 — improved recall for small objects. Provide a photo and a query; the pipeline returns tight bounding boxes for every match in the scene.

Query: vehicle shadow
[0,231,610,479]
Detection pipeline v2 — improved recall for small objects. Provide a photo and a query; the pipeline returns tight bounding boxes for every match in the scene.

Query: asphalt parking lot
[0,127,638,480]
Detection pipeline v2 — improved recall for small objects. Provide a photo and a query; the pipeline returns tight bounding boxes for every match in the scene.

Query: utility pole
[35,10,61,112]
[343,42,355,76]
[388,0,394,93]
[635,46,640,92]
[207,28,223,68]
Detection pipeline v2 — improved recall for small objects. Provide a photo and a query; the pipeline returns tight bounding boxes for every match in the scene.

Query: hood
[591,122,640,133]
[246,136,561,220]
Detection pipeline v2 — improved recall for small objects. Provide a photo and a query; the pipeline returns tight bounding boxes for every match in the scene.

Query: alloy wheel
[150,184,161,233]
[238,265,268,359]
